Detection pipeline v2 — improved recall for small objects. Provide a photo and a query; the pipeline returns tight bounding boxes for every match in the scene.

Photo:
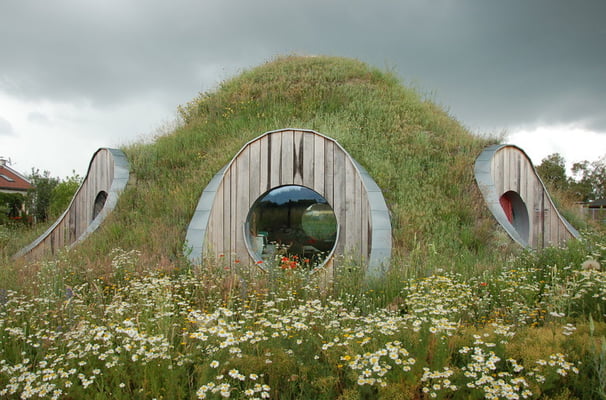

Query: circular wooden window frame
[185,128,392,278]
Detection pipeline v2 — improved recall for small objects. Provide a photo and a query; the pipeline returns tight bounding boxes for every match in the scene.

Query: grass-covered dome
[67,55,501,271]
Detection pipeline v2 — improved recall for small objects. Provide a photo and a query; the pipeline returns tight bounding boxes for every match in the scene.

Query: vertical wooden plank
[503,148,511,193]
[293,130,304,185]
[344,160,357,254]
[281,130,294,185]
[333,147,346,254]
[270,133,282,189]
[236,148,250,261]
[491,150,503,194]
[302,132,314,188]
[534,186,545,249]
[213,182,225,258]
[313,134,325,195]
[223,168,233,263]
[361,194,369,260]
[259,135,269,195]
[553,204,560,246]
[353,175,363,260]
[514,151,521,193]
[519,156,528,201]
[324,141,334,206]
[249,139,261,204]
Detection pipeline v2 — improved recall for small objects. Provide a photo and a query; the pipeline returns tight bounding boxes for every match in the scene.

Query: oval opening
[245,185,338,270]
[499,191,529,242]
[92,191,108,221]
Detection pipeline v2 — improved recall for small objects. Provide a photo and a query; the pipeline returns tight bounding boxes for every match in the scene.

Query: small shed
[186,128,392,278]
[474,144,580,249]
[15,148,129,259]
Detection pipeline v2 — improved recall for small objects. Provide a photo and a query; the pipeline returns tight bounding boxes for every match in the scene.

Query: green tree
[49,171,82,218]
[0,192,26,224]
[27,169,59,223]
[571,156,606,201]
[536,153,568,191]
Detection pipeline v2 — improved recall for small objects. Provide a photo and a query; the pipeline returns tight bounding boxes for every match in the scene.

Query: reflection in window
[246,185,338,268]
[93,191,108,220]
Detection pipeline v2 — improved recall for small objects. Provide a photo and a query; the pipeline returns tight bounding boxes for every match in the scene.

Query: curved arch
[185,128,391,277]
[15,148,130,259]
[499,190,530,242]
[474,144,579,248]
[92,190,109,221]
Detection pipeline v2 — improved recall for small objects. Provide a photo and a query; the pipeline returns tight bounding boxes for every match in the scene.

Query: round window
[93,191,108,220]
[245,185,338,269]
[499,191,529,242]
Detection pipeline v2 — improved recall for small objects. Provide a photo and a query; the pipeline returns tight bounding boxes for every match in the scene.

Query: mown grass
[1,55,604,399]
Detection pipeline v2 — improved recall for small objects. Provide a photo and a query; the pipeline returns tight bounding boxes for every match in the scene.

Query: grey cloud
[1,0,605,133]
[0,117,14,136]
[27,112,50,124]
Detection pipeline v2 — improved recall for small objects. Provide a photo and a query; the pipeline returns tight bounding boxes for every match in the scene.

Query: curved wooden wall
[475,144,579,249]
[186,128,391,277]
[15,148,130,260]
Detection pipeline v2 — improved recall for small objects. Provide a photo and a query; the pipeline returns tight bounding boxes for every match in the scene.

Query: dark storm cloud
[1,0,605,132]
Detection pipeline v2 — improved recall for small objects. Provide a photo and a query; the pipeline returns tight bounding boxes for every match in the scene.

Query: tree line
[536,153,605,202]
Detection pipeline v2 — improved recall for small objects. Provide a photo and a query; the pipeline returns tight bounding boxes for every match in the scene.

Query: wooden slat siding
[488,146,578,249]
[333,147,346,256]
[269,133,282,189]
[230,163,238,261]
[249,140,261,210]
[259,135,269,195]
[302,132,314,188]
[293,130,304,185]
[549,200,558,246]
[355,175,364,259]
[361,187,369,259]
[324,140,334,206]
[224,169,233,262]
[18,148,122,259]
[344,158,356,254]
[313,134,324,194]
[235,146,250,260]
[281,130,294,185]
[219,174,229,260]
[201,129,385,267]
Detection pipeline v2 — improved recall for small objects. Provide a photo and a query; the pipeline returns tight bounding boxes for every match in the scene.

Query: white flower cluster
[344,341,416,387]
[196,368,270,399]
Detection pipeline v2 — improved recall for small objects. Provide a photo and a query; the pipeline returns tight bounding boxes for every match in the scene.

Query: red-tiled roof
[0,165,33,192]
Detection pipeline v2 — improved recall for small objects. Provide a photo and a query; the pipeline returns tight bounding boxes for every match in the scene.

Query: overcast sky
[1,0,605,178]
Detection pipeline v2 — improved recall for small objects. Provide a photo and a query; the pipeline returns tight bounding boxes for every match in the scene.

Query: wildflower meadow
[1,233,605,399]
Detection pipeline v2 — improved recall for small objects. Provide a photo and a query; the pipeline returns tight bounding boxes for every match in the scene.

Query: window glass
[246,185,338,268]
